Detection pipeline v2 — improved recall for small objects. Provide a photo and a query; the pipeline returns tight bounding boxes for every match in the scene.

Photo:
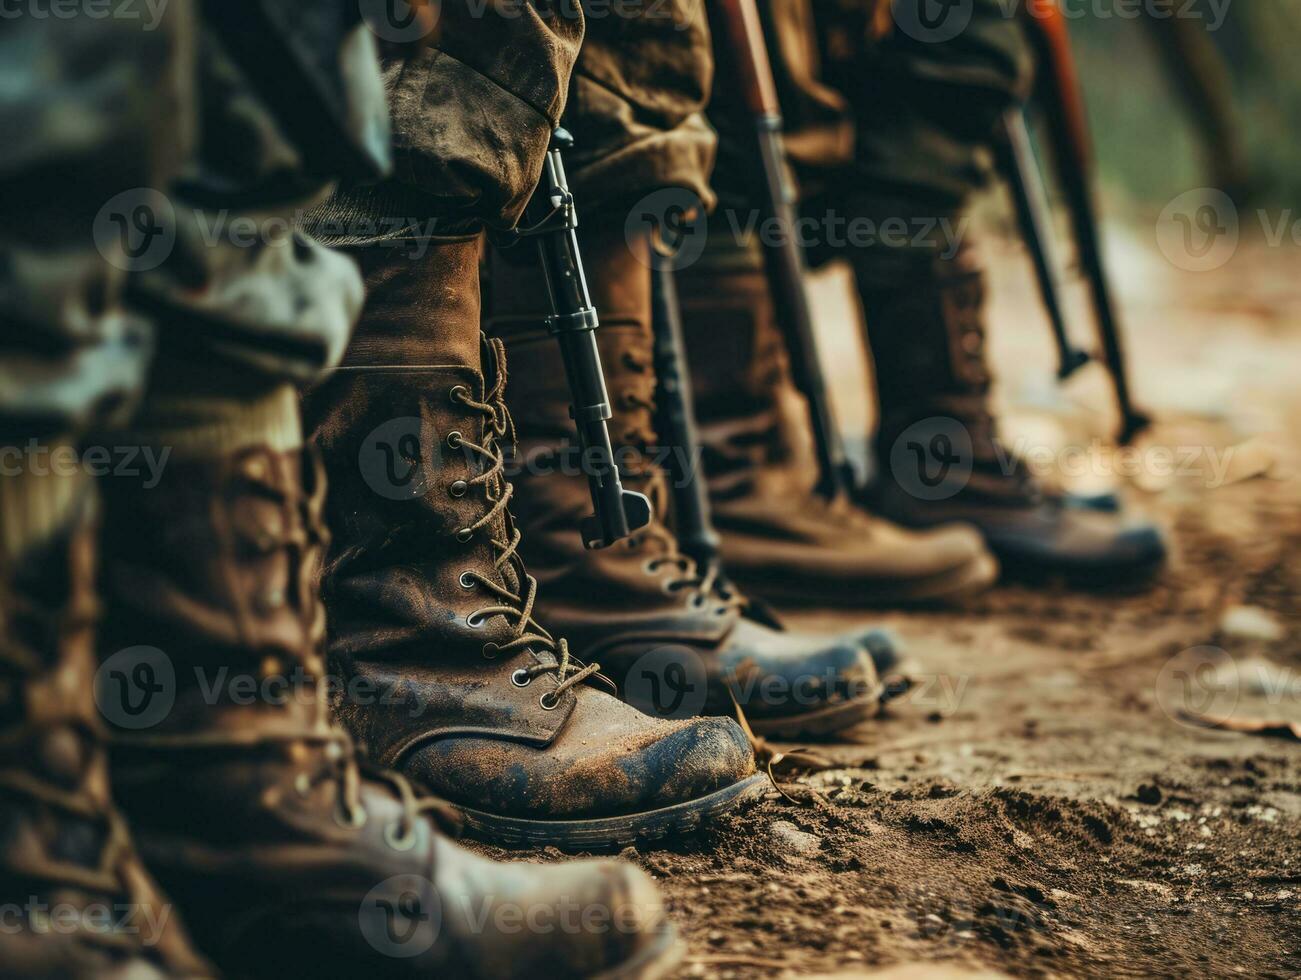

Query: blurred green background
[1070,1,1301,213]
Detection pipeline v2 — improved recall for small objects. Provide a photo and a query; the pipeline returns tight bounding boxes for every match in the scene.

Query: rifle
[504,128,652,549]
[999,107,1090,381]
[1020,0,1151,445]
[715,0,853,498]
[648,245,722,577]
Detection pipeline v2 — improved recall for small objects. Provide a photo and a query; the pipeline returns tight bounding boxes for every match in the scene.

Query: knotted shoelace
[617,349,744,611]
[452,338,601,704]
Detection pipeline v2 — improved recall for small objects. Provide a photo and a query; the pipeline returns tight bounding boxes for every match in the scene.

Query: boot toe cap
[438,839,681,979]
[717,627,877,717]
[404,701,755,822]
[854,628,902,676]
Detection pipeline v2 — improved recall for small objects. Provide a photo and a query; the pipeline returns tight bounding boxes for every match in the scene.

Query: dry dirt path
[484,228,1301,979]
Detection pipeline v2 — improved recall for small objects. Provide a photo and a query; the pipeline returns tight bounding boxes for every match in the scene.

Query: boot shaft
[0,499,112,895]
[851,242,1001,461]
[305,236,584,765]
[674,235,823,500]
[483,228,734,642]
[97,444,331,735]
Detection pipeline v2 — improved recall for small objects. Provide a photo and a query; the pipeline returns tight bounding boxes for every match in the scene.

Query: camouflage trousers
[0,2,387,446]
[712,0,1035,277]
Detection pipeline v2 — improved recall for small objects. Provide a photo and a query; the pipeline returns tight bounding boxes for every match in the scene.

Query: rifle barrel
[717,0,851,498]
[649,250,722,574]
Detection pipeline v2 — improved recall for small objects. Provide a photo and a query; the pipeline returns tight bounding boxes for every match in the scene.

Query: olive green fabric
[0,7,193,442]
[0,6,387,447]
[812,0,1035,219]
[710,0,1035,269]
[313,3,586,240]
[564,0,719,215]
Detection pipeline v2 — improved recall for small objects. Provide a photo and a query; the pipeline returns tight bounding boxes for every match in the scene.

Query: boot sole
[745,689,883,740]
[594,918,685,980]
[454,773,769,852]
[731,552,1000,608]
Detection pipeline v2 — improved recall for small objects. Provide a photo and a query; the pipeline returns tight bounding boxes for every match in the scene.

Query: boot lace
[616,349,743,613]
[0,591,142,932]
[451,337,601,704]
[105,452,464,846]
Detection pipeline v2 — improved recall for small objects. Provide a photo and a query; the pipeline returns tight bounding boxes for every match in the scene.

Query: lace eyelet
[455,527,474,543]
[511,668,532,688]
[449,385,469,405]
[294,773,312,797]
[466,611,487,629]
[458,571,475,589]
[642,559,662,575]
[481,642,500,661]
[446,431,463,450]
[689,594,708,610]
[449,480,468,498]
[385,820,421,851]
[539,691,561,711]
[335,805,368,830]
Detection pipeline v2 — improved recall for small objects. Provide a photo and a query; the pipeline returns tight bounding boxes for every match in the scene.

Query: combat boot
[0,487,211,979]
[675,239,999,606]
[305,236,764,850]
[96,415,686,977]
[853,244,1167,586]
[486,226,886,738]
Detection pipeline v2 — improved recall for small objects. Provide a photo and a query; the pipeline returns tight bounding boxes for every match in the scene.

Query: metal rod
[1000,107,1090,380]
[648,247,722,576]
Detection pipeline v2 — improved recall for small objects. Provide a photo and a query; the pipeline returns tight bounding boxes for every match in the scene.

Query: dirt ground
[490,223,1301,979]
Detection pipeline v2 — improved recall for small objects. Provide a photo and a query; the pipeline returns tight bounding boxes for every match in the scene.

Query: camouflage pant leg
[563,0,717,216]
[707,0,1032,261]
[810,0,1035,275]
[0,7,193,444]
[126,13,389,396]
[311,3,585,240]
[0,2,390,455]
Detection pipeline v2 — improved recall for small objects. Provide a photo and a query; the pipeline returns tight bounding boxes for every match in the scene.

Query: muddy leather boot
[675,241,999,607]
[855,246,1167,586]
[97,429,686,977]
[305,236,764,851]
[0,493,211,979]
[486,227,885,739]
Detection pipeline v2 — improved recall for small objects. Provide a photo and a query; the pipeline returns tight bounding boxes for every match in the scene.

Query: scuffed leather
[1,503,213,978]
[487,226,880,721]
[675,241,994,599]
[305,239,757,820]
